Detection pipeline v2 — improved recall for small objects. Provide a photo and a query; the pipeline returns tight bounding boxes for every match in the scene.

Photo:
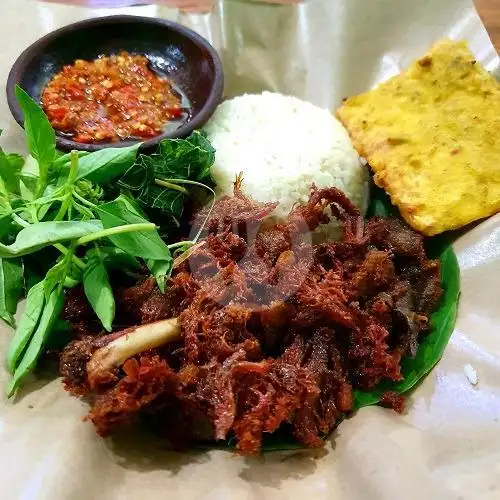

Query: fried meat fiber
[60,185,441,455]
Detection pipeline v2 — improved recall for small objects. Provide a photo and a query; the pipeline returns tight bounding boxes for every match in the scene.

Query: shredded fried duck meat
[60,182,441,455]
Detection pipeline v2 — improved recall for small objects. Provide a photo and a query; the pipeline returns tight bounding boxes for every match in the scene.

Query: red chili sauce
[41,52,184,144]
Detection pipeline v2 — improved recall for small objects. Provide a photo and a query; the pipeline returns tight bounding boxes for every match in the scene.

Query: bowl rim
[6,14,224,153]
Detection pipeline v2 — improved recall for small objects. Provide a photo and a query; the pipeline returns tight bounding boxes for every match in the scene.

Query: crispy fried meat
[60,183,441,455]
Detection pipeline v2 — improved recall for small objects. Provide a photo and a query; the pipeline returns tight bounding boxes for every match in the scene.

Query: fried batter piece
[60,184,441,455]
[337,39,500,236]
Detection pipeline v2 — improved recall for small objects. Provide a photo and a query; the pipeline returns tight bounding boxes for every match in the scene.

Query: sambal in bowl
[6,15,224,152]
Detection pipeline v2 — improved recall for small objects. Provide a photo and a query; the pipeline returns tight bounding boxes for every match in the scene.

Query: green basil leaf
[20,173,38,197]
[96,196,170,261]
[52,150,90,171]
[22,247,60,292]
[5,153,25,171]
[44,318,72,351]
[7,287,64,397]
[6,280,45,374]
[0,258,24,327]
[83,248,115,332]
[99,246,140,271]
[79,144,141,184]
[147,258,173,294]
[54,144,140,185]
[73,179,103,206]
[0,220,103,258]
[15,86,56,174]
[0,190,13,240]
[37,201,55,222]
[0,192,12,219]
[64,275,81,288]
[43,259,66,299]
[21,154,40,177]
[0,149,24,195]
[354,189,460,408]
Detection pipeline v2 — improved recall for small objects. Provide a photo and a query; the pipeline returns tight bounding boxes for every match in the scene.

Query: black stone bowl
[6,15,224,152]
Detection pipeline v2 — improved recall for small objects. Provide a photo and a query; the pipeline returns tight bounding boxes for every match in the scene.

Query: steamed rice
[203,92,369,238]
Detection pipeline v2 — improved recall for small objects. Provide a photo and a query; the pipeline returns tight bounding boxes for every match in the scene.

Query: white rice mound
[203,92,369,238]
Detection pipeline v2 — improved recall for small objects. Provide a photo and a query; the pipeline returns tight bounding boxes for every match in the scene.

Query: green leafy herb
[147,258,173,293]
[0,149,24,196]
[83,248,115,332]
[2,90,217,395]
[119,131,215,224]
[96,195,171,261]
[156,130,215,181]
[366,185,395,217]
[15,86,56,197]
[5,153,25,172]
[354,188,461,408]
[0,258,23,327]
[0,220,103,258]
[0,188,13,240]
[98,246,140,271]
[43,259,67,299]
[55,144,140,185]
[20,173,38,199]
[52,150,89,171]
[7,287,64,397]
[73,179,103,206]
[139,185,185,225]
[6,280,45,374]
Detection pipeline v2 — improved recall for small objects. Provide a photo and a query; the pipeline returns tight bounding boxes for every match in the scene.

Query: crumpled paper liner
[0,1,499,499]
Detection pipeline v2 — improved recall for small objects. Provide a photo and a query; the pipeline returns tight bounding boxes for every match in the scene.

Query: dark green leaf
[147,258,173,293]
[354,188,460,408]
[44,318,72,350]
[137,184,185,222]
[7,287,64,397]
[119,155,155,191]
[0,258,23,327]
[0,211,13,242]
[0,199,11,222]
[22,247,60,291]
[119,131,214,220]
[83,248,115,331]
[44,319,72,351]
[366,185,395,218]
[0,220,103,258]
[96,195,171,261]
[156,130,215,181]
[6,280,45,374]
[15,86,56,173]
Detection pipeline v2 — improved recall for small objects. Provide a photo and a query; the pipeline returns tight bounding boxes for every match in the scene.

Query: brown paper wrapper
[0,1,499,498]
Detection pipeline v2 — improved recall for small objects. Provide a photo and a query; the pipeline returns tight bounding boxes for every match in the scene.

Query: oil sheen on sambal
[41,51,185,143]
